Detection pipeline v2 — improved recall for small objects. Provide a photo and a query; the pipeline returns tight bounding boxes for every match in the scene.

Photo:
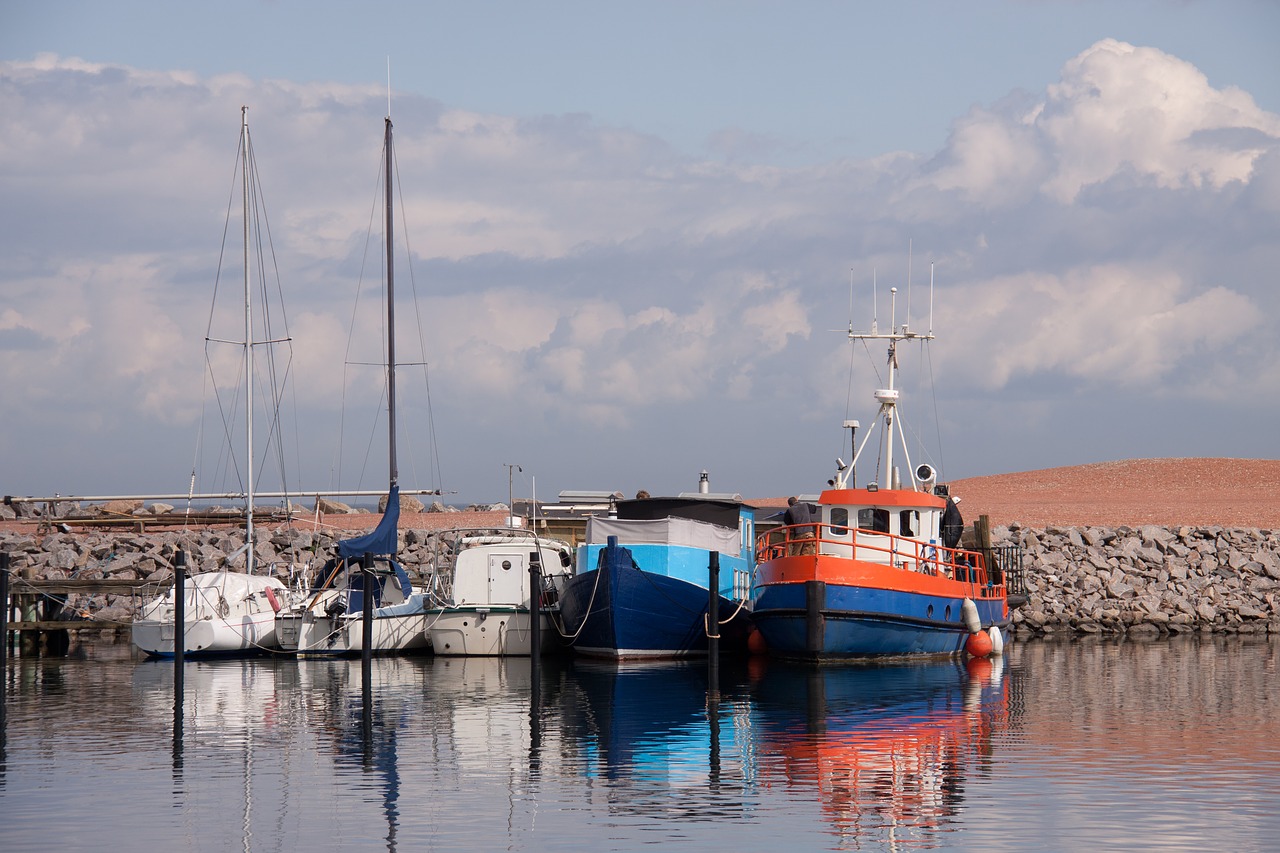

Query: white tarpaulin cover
[586,516,740,553]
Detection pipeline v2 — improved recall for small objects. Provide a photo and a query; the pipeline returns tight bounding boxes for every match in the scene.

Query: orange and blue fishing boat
[751,275,1018,660]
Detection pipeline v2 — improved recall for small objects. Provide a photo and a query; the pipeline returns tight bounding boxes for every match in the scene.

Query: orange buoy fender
[961,598,981,633]
[965,629,993,659]
[988,625,1004,656]
[265,586,281,613]
[747,628,768,655]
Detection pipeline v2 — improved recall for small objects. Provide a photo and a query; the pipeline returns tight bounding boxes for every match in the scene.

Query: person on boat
[942,496,964,550]
[635,490,651,499]
[784,497,817,556]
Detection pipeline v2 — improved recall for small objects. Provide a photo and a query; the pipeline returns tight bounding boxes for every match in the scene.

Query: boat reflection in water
[563,654,1007,845]
[749,655,1009,845]
[564,658,755,818]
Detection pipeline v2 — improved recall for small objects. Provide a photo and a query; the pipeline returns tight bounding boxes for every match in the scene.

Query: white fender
[988,624,1004,656]
[961,598,981,633]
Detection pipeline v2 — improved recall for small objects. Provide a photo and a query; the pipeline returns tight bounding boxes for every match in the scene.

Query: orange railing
[757,522,1005,598]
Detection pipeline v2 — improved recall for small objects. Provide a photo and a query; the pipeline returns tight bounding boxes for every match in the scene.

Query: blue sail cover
[338,484,401,560]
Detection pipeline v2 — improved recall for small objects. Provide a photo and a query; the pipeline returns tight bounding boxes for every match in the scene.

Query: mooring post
[529,549,543,663]
[528,548,543,763]
[19,565,37,657]
[172,550,185,769]
[1,552,10,717]
[173,551,186,682]
[361,556,374,669]
[707,551,721,694]
[1,553,9,654]
[805,579,826,657]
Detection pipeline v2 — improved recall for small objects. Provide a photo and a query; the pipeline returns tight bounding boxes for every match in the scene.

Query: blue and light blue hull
[752,582,1007,660]
[559,540,752,659]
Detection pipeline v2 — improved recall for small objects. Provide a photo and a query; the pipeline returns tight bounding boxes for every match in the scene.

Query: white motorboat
[426,531,574,657]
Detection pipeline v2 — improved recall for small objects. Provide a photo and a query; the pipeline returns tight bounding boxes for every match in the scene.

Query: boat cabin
[775,487,970,577]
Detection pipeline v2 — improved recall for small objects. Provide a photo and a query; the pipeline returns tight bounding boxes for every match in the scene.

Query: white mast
[241,106,255,573]
[837,272,936,490]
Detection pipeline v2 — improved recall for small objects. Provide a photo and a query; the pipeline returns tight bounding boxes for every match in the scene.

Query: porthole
[945,606,951,621]
[502,560,512,571]
[927,604,934,619]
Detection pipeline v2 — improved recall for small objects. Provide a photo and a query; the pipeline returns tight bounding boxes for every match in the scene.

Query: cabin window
[858,508,890,533]
[899,510,919,538]
[501,560,512,571]
[829,507,850,536]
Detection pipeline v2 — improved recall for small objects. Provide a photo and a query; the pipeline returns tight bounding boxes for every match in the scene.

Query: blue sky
[2,0,1278,509]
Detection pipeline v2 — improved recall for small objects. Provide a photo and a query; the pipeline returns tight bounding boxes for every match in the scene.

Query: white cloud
[944,264,1259,389]
[2,44,1278,500]
[923,39,1280,204]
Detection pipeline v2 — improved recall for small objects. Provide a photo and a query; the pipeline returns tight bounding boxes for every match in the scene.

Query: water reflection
[748,656,1008,847]
[4,637,1280,851]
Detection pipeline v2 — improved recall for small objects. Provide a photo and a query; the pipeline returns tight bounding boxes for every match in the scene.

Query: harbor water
[2,634,1278,851]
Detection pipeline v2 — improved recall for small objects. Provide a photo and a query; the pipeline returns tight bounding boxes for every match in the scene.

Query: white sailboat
[133,108,292,658]
[274,114,431,656]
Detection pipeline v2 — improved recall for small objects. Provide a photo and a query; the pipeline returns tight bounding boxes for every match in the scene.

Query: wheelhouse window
[829,507,850,536]
[858,508,890,533]
[899,510,919,538]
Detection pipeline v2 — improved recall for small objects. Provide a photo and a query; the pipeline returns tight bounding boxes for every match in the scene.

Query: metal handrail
[757,522,1007,598]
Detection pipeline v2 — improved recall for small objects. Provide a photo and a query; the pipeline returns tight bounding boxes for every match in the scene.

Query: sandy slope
[946,458,1280,529]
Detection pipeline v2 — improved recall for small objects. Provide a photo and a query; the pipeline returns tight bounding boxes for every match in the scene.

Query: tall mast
[241,106,255,572]
[842,279,936,490]
[384,116,398,489]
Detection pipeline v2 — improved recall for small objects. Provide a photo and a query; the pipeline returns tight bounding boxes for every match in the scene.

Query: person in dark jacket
[941,497,964,550]
[783,496,817,556]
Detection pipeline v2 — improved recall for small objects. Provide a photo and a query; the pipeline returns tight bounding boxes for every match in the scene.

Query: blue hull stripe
[753,582,1006,658]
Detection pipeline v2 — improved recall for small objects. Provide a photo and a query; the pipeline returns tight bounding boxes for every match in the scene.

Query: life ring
[265,586,281,613]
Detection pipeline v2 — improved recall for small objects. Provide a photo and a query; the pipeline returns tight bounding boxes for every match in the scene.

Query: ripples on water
[2,634,1279,851]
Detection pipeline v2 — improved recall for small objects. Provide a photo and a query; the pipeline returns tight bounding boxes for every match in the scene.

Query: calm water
[2,634,1278,852]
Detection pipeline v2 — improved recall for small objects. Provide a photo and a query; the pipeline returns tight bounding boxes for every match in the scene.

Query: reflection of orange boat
[751,657,1008,843]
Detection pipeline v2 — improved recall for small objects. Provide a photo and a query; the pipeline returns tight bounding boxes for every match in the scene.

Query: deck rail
[757,522,1009,598]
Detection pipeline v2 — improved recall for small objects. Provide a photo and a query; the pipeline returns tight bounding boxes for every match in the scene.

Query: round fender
[965,629,993,659]
[988,624,1004,656]
[265,586,281,613]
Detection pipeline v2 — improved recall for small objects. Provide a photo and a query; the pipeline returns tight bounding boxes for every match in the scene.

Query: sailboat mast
[384,116,398,488]
[241,106,255,572]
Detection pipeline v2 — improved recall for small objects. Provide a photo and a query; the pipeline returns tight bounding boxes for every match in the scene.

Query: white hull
[428,608,559,656]
[132,571,287,657]
[276,591,430,656]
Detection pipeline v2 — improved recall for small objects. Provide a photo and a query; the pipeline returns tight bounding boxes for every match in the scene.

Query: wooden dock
[3,576,162,655]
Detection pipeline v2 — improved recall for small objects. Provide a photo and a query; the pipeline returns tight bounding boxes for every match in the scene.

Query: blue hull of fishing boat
[559,540,750,659]
[752,582,1007,659]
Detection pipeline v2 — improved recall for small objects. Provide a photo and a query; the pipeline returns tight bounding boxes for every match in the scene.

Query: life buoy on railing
[265,586,281,613]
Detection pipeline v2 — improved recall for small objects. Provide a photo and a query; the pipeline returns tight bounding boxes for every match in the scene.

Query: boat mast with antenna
[835,267,936,491]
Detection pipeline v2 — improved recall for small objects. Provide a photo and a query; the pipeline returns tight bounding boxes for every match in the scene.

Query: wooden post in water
[805,580,826,657]
[1,552,9,718]
[707,552,720,694]
[976,515,995,585]
[361,556,374,670]
[528,548,543,762]
[361,557,373,745]
[172,550,185,770]
[173,551,185,682]
[528,549,542,663]
[19,565,37,657]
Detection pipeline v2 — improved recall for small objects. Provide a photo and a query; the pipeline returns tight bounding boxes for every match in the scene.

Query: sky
[2,0,1278,509]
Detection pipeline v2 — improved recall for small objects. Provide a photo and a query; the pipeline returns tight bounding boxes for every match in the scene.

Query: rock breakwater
[3,522,1278,636]
[0,523,472,628]
[996,523,1280,636]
